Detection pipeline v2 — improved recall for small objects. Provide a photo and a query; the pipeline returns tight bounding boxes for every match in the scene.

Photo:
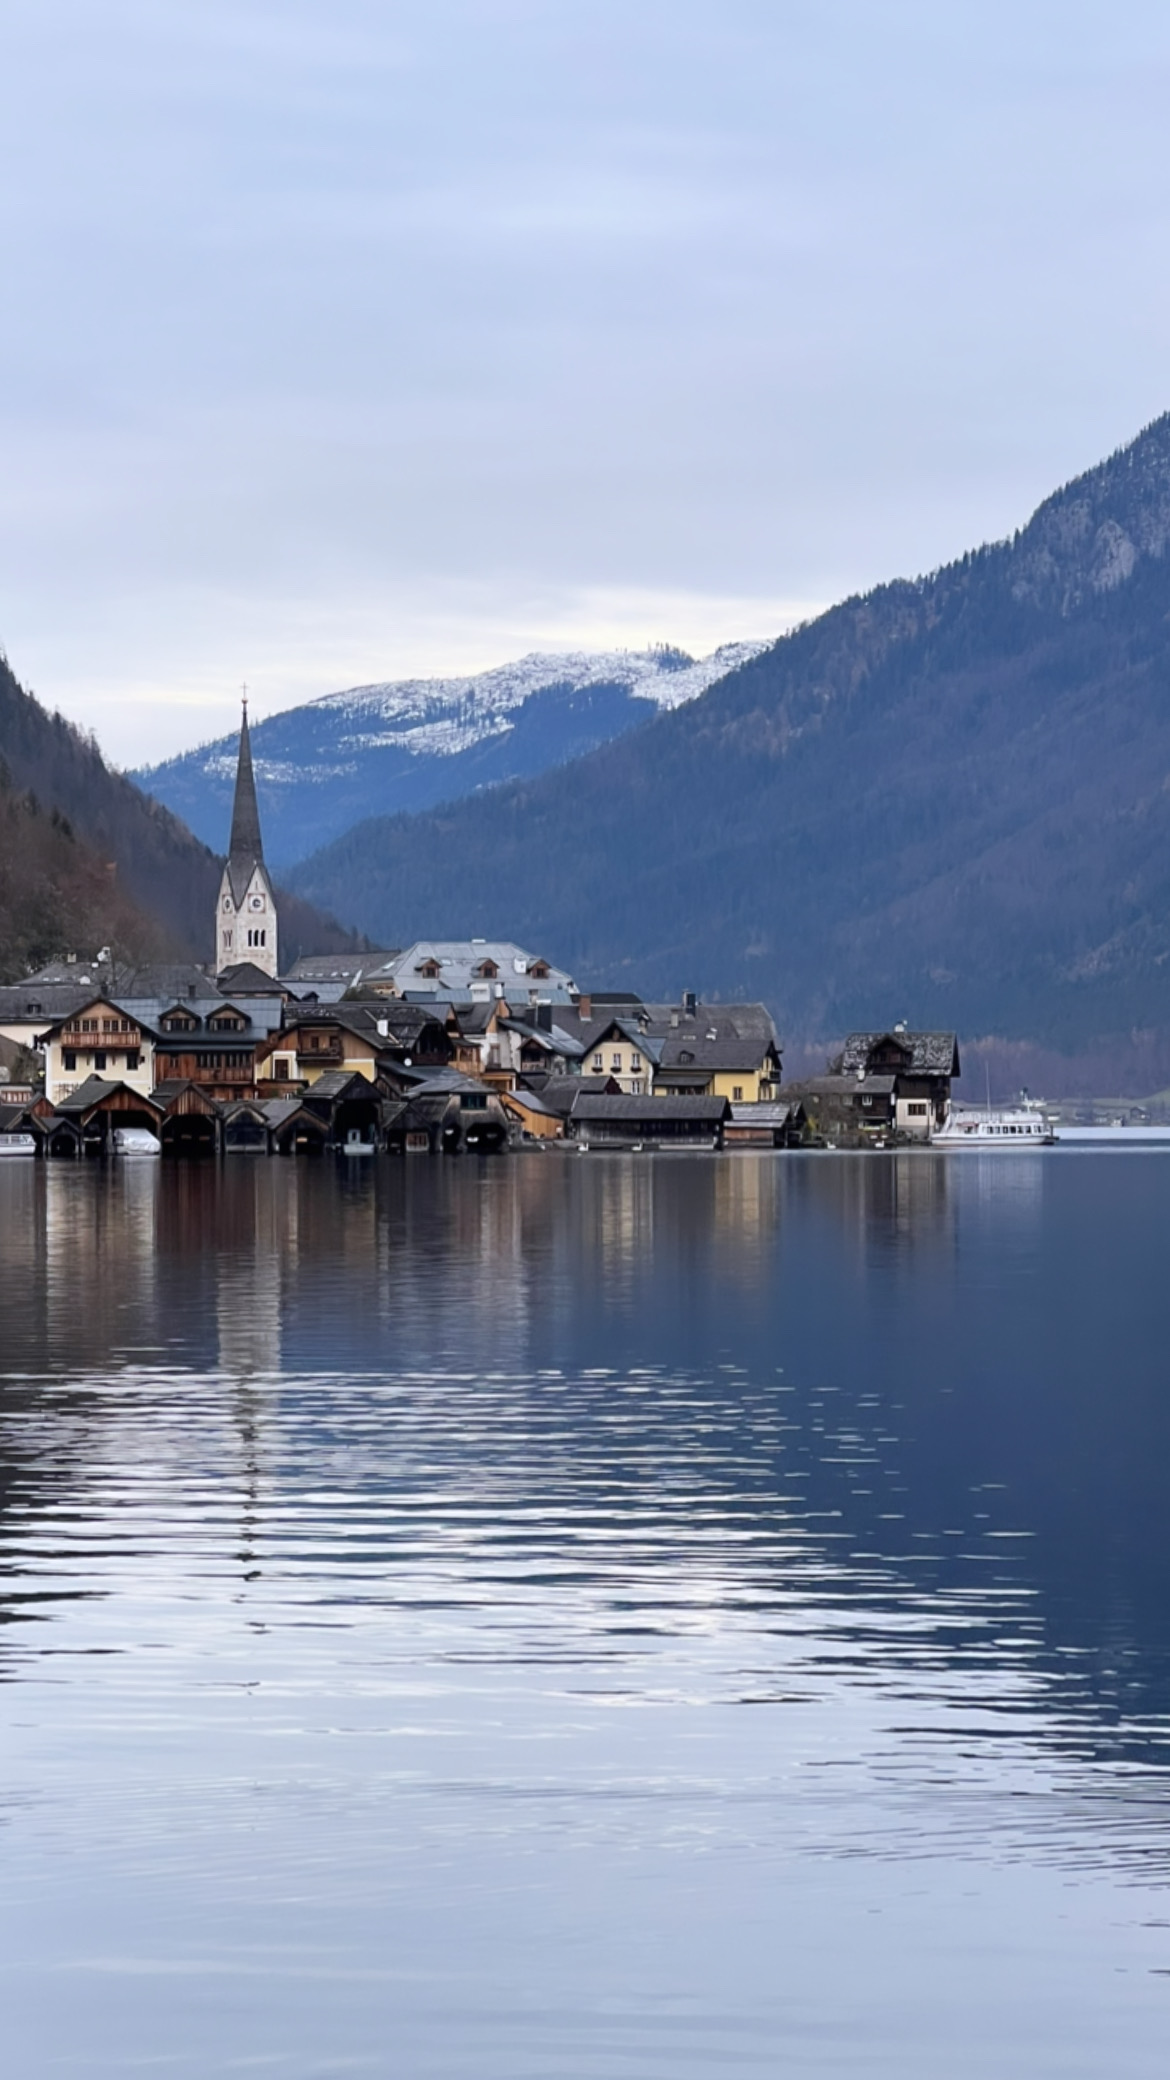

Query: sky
[3,0,1170,764]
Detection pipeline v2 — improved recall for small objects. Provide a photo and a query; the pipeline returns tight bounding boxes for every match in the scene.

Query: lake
[1,1150,1169,2075]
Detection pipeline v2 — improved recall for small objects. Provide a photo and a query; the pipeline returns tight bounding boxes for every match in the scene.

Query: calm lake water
[1,1150,1169,2076]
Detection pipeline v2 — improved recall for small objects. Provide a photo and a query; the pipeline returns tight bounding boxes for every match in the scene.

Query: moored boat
[933,1105,1055,1148]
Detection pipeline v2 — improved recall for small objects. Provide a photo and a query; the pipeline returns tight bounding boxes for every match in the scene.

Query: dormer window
[475,959,499,979]
[529,960,550,979]
[417,959,442,978]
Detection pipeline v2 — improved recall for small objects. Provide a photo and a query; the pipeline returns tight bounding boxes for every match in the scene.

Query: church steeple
[215,693,279,980]
[227,695,264,903]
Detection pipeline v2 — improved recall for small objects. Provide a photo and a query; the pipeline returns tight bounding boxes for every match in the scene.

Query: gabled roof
[300,1069,375,1101]
[840,1031,960,1076]
[53,1076,164,1115]
[216,960,284,994]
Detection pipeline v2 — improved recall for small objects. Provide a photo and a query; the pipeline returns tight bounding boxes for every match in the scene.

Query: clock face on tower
[222,897,232,912]
[249,895,264,911]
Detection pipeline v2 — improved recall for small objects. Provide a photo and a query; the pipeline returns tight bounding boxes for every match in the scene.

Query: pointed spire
[227,693,265,902]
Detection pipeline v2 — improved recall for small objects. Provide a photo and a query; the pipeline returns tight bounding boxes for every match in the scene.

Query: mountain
[286,414,1170,1064]
[0,758,172,983]
[0,655,357,971]
[131,643,766,868]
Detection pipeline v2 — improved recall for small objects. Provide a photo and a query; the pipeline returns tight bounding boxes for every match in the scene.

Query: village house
[36,995,157,1106]
[836,1028,960,1138]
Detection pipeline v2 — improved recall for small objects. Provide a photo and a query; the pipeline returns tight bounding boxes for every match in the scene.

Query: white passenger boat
[0,1131,37,1157]
[933,1105,1056,1148]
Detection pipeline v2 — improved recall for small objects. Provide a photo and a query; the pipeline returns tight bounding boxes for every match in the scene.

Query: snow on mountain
[134,641,768,868]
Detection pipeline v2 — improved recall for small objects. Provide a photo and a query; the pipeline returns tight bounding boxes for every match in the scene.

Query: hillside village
[0,708,961,1156]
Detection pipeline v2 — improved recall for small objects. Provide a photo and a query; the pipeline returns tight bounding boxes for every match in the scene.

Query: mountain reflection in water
[1,1153,1168,2078]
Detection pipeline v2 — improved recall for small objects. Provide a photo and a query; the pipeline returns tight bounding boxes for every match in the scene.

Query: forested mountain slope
[0,759,171,982]
[0,657,356,970]
[132,644,764,867]
[288,414,1170,1052]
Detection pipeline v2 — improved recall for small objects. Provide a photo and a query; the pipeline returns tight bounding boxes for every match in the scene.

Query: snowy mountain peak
[310,641,768,756]
[133,639,771,868]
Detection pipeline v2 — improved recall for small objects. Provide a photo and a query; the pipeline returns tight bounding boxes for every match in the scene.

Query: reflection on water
[1,1153,1169,2077]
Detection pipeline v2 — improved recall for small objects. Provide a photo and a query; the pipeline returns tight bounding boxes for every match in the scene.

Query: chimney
[577,993,592,1019]
[683,990,697,1018]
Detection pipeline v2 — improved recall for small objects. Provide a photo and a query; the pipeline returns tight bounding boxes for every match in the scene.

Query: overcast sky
[3,1,1170,763]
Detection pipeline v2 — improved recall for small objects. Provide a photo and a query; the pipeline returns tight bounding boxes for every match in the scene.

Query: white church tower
[215,698,279,980]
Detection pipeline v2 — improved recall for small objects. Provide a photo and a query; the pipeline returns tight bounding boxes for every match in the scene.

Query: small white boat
[0,1132,37,1157]
[112,1127,161,1156]
[934,1105,1055,1148]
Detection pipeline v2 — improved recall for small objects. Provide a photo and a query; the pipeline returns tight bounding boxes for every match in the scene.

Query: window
[63,1051,76,1073]
[125,1051,140,1072]
[275,1058,289,1081]
[93,1052,106,1071]
[81,1018,97,1033]
[733,1085,743,1102]
[611,1053,622,1071]
[592,1053,603,1071]
[631,1053,642,1071]
[907,1101,928,1117]
[247,928,266,948]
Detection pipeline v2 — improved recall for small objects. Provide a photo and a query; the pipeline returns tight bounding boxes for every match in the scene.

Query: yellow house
[257,1011,380,1090]
[580,1018,654,1094]
[649,1009,781,1104]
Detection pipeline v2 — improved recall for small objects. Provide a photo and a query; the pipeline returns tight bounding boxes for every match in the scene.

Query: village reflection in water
[1,1149,992,1380]
[3,1151,1170,2076]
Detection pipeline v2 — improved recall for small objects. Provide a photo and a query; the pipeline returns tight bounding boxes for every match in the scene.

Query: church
[215,701,279,981]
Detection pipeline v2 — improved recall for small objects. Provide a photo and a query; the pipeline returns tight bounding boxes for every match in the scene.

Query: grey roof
[285,952,399,982]
[300,1069,375,1101]
[215,960,282,994]
[407,1069,490,1097]
[259,1098,307,1127]
[0,980,108,1023]
[505,1017,585,1058]
[729,1102,793,1126]
[656,1034,776,1073]
[53,1076,162,1114]
[367,940,577,1004]
[534,1075,618,1115]
[0,1101,37,1131]
[572,1093,728,1122]
[840,1031,959,1076]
